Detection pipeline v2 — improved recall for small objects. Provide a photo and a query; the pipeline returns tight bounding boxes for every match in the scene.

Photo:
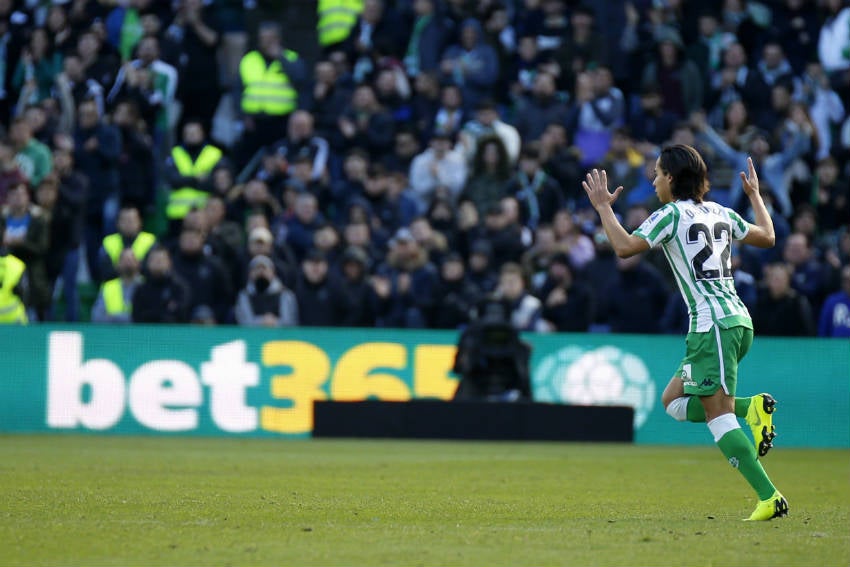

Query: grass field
[1,435,848,566]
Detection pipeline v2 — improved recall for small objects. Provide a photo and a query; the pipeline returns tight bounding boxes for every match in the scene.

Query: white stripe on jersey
[633,199,751,332]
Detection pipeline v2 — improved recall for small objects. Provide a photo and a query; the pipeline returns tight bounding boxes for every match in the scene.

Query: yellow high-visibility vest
[0,254,27,324]
[167,144,223,220]
[318,0,363,47]
[101,278,131,316]
[102,232,156,266]
[239,50,298,116]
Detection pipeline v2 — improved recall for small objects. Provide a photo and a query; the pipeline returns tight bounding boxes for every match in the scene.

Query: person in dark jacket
[294,248,336,326]
[170,226,233,324]
[431,252,480,329]
[74,97,122,282]
[132,246,192,323]
[602,253,670,334]
[505,143,563,231]
[535,253,594,332]
[330,245,376,327]
[402,0,450,78]
[754,262,816,337]
[111,100,156,215]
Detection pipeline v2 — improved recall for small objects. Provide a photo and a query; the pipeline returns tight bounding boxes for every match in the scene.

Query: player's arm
[582,169,650,258]
[738,157,775,249]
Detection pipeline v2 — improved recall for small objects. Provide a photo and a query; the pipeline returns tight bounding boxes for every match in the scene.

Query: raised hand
[582,169,623,211]
[740,157,760,196]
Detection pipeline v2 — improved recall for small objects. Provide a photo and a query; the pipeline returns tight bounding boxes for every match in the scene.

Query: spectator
[108,36,178,144]
[629,86,678,147]
[431,251,479,329]
[53,54,106,123]
[330,245,376,327]
[245,225,296,289]
[285,192,325,262]
[599,127,645,215]
[457,98,521,165]
[536,253,594,332]
[74,97,122,279]
[408,131,467,211]
[818,264,850,337]
[272,110,331,185]
[506,143,563,230]
[344,0,405,65]
[430,83,466,140]
[754,262,816,336]
[813,156,850,233]
[203,194,244,291]
[98,203,156,283]
[773,0,820,74]
[460,135,511,217]
[10,116,52,188]
[132,246,192,323]
[409,71,442,140]
[553,5,607,91]
[294,248,336,326]
[90,247,142,323]
[163,119,224,232]
[372,227,438,328]
[308,59,352,141]
[513,71,568,143]
[521,223,560,289]
[602,253,670,334]
[171,226,232,323]
[2,182,50,321]
[538,122,583,207]
[402,0,449,78]
[496,261,547,332]
[76,30,120,97]
[46,148,87,321]
[336,83,395,159]
[12,28,63,106]
[640,26,703,120]
[0,140,27,207]
[235,254,298,327]
[783,232,829,315]
[567,68,625,168]
[104,0,148,61]
[383,128,422,174]
[818,0,850,102]
[552,208,595,271]
[440,18,499,110]
[111,100,156,214]
[466,237,497,294]
[164,0,221,134]
[480,201,525,269]
[410,214,448,266]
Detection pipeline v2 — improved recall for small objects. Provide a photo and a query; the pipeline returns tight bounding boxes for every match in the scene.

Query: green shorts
[675,325,753,397]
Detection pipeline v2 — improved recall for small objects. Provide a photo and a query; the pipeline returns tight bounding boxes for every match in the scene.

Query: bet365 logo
[533,346,656,428]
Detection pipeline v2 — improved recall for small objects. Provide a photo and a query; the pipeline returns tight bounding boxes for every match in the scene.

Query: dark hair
[472,135,511,179]
[658,144,710,202]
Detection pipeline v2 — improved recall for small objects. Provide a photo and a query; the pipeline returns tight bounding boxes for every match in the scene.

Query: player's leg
[696,326,786,520]
[662,370,756,423]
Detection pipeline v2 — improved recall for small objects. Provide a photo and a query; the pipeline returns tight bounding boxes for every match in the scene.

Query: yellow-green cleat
[744,491,789,521]
[746,393,776,458]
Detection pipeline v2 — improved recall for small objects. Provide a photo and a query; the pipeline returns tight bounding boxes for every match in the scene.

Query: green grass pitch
[1,435,848,566]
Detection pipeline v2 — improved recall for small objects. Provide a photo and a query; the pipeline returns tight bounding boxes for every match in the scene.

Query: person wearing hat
[235,254,298,327]
[245,225,297,289]
[330,245,376,327]
[467,237,497,293]
[294,248,336,326]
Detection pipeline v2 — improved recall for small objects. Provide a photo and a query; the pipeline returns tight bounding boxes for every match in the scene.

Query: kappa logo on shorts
[700,378,714,387]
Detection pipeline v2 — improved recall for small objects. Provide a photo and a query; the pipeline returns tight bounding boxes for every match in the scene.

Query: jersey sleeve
[726,208,750,240]
[632,204,676,248]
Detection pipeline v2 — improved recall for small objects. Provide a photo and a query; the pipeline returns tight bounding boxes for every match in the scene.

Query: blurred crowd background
[0,0,848,337]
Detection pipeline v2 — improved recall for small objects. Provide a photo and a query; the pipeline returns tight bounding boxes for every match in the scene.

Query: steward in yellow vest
[98,204,156,281]
[0,251,28,324]
[91,248,143,324]
[164,120,223,221]
[317,0,363,48]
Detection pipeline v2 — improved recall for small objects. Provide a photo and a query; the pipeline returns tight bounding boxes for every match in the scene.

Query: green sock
[716,428,776,500]
[686,396,751,422]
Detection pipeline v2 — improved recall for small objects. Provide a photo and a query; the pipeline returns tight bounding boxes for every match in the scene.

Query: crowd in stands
[0,0,848,338]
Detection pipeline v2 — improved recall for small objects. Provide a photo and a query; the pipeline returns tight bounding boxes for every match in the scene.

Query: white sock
[665,397,689,421]
[707,413,740,443]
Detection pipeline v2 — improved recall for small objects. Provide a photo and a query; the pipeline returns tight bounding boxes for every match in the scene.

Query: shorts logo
[700,378,714,387]
[681,364,696,387]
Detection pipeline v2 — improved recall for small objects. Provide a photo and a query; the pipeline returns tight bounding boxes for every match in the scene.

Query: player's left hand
[582,169,623,211]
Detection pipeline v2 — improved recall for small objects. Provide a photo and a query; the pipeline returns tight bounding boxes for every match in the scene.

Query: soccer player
[582,145,788,521]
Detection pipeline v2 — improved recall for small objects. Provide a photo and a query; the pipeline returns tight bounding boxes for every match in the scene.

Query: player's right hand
[740,157,760,196]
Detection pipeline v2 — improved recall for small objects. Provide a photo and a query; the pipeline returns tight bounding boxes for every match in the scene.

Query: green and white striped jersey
[633,199,752,333]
